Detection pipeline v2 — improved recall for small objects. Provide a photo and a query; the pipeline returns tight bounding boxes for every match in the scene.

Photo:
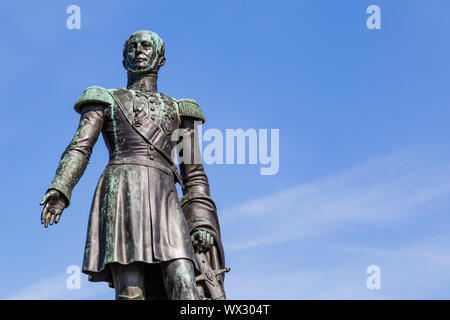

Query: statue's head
[122,30,166,74]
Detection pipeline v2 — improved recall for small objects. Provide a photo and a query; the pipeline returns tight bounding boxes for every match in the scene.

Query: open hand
[40,189,67,228]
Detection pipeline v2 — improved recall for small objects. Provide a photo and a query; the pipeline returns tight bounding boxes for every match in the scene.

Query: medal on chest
[131,90,178,133]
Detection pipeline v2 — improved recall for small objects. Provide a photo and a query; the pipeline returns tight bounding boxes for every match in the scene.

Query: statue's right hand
[40,189,67,228]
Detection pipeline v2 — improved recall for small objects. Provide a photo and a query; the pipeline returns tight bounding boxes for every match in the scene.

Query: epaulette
[74,86,114,114]
[176,99,205,124]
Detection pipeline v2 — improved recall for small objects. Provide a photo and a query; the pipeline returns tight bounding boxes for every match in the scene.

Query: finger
[191,235,198,247]
[51,207,63,225]
[49,213,56,225]
[205,232,211,244]
[209,234,214,246]
[50,207,63,224]
[44,209,53,228]
[55,213,61,224]
[202,235,209,250]
[41,206,45,224]
[41,203,50,224]
[44,212,50,228]
[40,193,50,206]
[200,236,207,248]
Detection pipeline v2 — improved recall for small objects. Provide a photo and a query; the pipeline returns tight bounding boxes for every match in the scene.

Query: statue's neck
[127,72,158,92]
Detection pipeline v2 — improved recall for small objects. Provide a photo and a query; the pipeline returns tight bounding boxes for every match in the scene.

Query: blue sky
[1,0,450,299]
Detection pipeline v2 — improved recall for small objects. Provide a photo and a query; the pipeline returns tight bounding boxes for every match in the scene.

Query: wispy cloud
[221,145,450,299]
[221,146,450,252]
[5,272,111,300]
[226,235,450,299]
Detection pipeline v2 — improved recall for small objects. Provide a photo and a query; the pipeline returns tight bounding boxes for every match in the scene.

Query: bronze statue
[40,30,228,300]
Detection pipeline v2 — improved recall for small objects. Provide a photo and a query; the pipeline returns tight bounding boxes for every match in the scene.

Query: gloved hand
[191,230,214,252]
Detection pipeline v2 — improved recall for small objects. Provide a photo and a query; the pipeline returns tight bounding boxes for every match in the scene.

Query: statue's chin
[126,64,156,74]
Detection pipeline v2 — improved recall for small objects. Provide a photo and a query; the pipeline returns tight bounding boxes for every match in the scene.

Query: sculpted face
[125,33,153,70]
[123,30,165,74]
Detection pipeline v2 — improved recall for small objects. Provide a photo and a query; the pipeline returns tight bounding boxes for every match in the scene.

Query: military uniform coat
[48,86,225,285]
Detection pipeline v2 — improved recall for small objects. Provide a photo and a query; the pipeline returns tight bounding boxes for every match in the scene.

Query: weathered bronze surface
[40,30,228,300]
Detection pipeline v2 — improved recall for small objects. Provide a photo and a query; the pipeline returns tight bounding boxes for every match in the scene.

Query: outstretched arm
[41,105,104,227]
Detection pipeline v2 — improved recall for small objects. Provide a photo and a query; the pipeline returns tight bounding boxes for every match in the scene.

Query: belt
[107,157,174,177]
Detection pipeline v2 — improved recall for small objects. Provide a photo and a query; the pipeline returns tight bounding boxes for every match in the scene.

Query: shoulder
[74,86,115,114]
[176,98,205,124]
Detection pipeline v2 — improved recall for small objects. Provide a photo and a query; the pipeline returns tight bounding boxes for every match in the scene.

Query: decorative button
[150,145,155,150]
[151,106,155,111]
[151,115,155,120]
[149,155,154,160]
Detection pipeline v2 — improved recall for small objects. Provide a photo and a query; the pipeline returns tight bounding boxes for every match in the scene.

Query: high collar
[126,72,158,92]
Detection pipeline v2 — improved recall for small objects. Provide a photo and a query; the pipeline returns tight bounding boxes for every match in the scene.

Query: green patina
[102,166,120,263]
[110,101,120,160]
[129,90,178,133]
[49,116,93,204]
[123,30,165,74]
[175,265,194,298]
[72,117,89,142]
[74,86,114,114]
[128,168,143,251]
[177,99,205,124]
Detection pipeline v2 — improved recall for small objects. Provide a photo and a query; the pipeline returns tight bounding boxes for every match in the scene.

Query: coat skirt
[82,162,195,284]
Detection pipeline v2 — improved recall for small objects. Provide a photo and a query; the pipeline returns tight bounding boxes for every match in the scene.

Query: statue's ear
[158,57,166,68]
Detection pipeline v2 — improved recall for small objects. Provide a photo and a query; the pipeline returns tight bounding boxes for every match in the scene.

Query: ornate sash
[108,88,183,187]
